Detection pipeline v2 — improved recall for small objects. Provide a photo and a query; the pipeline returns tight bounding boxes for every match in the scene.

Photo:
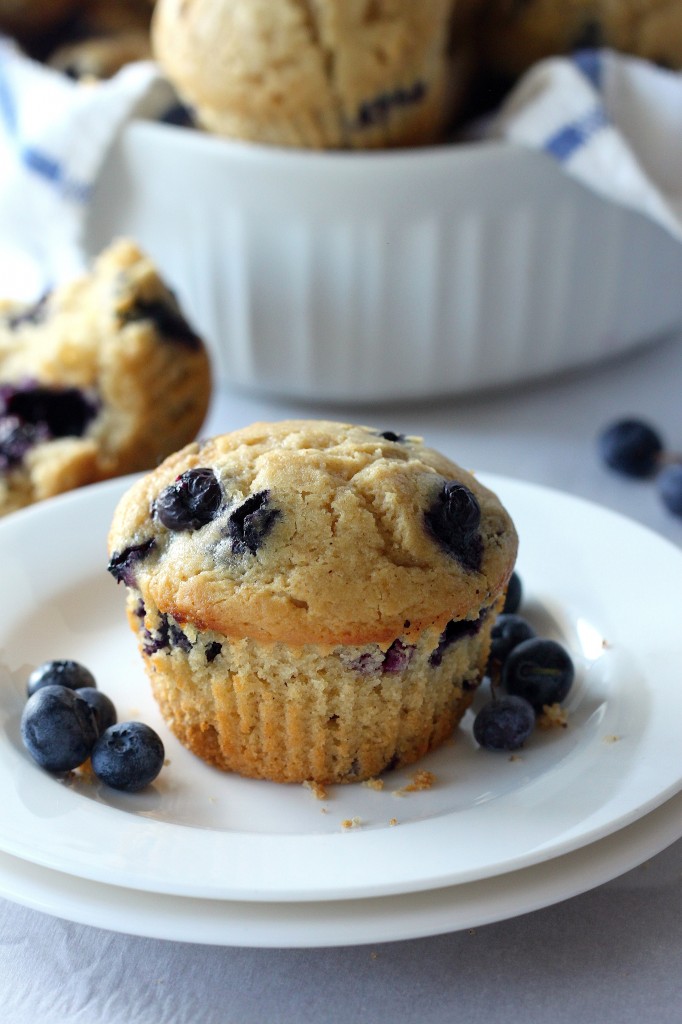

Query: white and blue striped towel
[1,40,682,302]
[492,48,682,242]
[0,38,171,300]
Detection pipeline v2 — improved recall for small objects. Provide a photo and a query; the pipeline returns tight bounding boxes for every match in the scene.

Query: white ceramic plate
[1,474,682,902]
[1,788,681,948]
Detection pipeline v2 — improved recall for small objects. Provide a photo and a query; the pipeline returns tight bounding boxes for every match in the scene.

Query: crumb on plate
[393,769,436,796]
[363,777,384,791]
[537,703,568,730]
[303,779,328,800]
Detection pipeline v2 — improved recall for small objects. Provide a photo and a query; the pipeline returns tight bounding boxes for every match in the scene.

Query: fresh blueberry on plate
[77,688,117,734]
[473,695,536,752]
[21,685,99,773]
[91,722,165,793]
[488,614,536,674]
[503,638,574,712]
[502,571,523,613]
[27,659,96,697]
[657,463,682,517]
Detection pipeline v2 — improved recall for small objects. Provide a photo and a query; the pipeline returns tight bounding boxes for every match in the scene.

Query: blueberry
[488,614,536,674]
[424,481,483,571]
[4,384,98,438]
[120,296,203,350]
[429,613,484,667]
[473,695,536,752]
[205,641,222,663]
[379,431,405,443]
[155,468,222,531]
[357,80,425,128]
[77,688,117,733]
[107,538,156,586]
[503,571,523,614]
[160,101,196,128]
[227,490,280,555]
[21,685,99,773]
[27,659,96,697]
[142,613,171,655]
[0,416,49,470]
[598,418,663,477]
[91,722,165,792]
[382,639,415,673]
[168,621,192,652]
[657,463,682,517]
[503,638,574,712]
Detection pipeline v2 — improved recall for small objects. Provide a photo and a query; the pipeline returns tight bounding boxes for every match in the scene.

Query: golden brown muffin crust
[108,420,518,646]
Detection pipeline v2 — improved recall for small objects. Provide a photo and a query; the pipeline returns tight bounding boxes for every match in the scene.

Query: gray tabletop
[2,330,682,1024]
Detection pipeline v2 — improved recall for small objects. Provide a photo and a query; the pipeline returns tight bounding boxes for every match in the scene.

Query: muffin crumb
[537,703,568,730]
[303,779,328,800]
[393,770,436,796]
[341,817,362,830]
[363,778,384,791]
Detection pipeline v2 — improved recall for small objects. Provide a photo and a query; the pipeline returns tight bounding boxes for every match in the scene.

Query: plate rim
[1,786,681,947]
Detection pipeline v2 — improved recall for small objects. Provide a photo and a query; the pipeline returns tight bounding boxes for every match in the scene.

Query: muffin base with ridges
[128,590,503,785]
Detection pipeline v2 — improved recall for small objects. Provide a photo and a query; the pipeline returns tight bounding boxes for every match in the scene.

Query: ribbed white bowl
[85,121,682,402]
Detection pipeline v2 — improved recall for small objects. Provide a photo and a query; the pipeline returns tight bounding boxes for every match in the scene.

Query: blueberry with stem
[503,638,574,712]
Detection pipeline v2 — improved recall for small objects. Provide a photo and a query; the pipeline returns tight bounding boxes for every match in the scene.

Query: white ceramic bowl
[85,120,682,403]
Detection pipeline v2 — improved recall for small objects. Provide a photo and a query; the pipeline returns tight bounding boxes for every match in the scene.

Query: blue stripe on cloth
[543,105,608,162]
[20,144,92,202]
[572,49,603,90]
[0,53,92,203]
[0,63,17,134]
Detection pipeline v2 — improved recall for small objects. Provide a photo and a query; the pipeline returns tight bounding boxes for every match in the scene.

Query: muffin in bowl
[151,0,469,149]
[107,420,518,784]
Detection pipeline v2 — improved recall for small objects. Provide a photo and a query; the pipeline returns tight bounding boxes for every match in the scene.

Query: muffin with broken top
[0,239,211,517]
[107,420,518,784]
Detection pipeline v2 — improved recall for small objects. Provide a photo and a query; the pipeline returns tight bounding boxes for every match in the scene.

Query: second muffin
[108,420,518,784]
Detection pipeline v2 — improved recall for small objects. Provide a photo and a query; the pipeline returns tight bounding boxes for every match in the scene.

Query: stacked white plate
[1,471,682,947]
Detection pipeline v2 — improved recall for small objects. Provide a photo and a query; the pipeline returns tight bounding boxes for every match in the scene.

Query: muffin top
[152,0,458,149]
[108,420,518,646]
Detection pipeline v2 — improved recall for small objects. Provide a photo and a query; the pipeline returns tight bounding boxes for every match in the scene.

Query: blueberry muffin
[0,239,211,518]
[151,0,468,149]
[107,420,518,784]
[478,0,682,82]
